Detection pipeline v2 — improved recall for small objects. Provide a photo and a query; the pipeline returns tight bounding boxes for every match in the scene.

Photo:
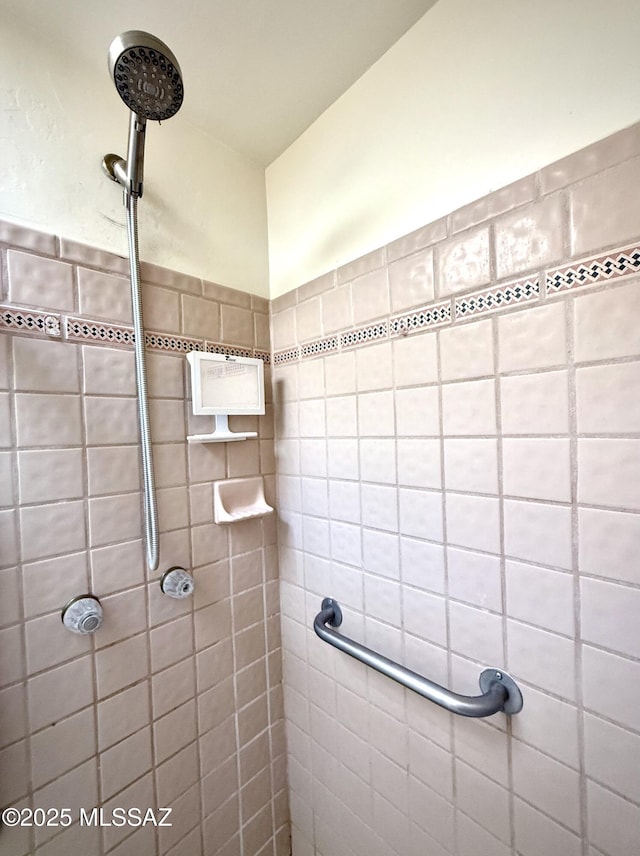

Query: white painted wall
[266,0,640,296]
[0,18,269,295]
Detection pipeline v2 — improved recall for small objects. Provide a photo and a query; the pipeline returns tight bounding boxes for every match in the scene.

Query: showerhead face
[108,30,184,121]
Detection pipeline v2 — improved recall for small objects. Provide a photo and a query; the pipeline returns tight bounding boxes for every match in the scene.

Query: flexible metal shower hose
[125,194,159,571]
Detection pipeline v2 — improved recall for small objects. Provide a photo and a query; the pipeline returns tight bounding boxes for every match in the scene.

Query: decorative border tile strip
[390,300,451,336]
[274,347,300,365]
[254,350,271,364]
[205,341,253,358]
[455,276,539,319]
[66,317,133,346]
[145,331,204,353]
[340,321,388,349]
[0,305,61,338]
[300,336,339,359]
[546,245,640,295]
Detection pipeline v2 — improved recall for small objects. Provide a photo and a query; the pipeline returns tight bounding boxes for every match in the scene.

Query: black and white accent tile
[390,300,451,336]
[274,347,300,365]
[546,246,640,294]
[0,305,62,338]
[205,341,253,359]
[340,322,388,350]
[455,276,539,318]
[300,336,339,359]
[66,317,134,346]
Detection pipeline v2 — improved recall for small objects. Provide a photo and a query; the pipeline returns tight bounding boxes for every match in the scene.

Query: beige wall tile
[495,196,565,279]
[295,298,322,342]
[439,319,493,381]
[28,656,93,732]
[16,393,82,446]
[498,302,567,372]
[20,500,86,561]
[95,633,149,699]
[574,280,640,362]
[142,283,180,332]
[393,331,438,387]
[84,395,137,445]
[78,267,131,323]
[571,156,640,255]
[438,227,490,296]
[220,304,254,345]
[183,294,220,340]
[87,445,139,496]
[30,708,94,789]
[514,797,582,856]
[351,269,389,324]
[82,345,136,395]
[7,250,74,311]
[321,284,352,333]
[388,247,434,312]
[271,307,296,350]
[500,371,569,434]
[13,337,79,393]
[97,682,150,751]
[587,778,640,856]
[18,448,83,503]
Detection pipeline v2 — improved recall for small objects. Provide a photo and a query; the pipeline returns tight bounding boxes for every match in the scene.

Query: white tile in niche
[392,329,438,388]
[578,507,640,584]
[326,395,357,437]
[584,712,640,805]
[578,438,640,510]
[512,740,581,833]
[574,280,640,363]
[507,619,576,701]
[330,521,362,567]
[399,488,443,542]
[500,371,570,435]
[442,379,496,436]
[587,778,640,856]
[361,483,398,532]
[498,302,567,372]
[443,439,498,494]
[403,588,447,647]
[358,390,395,436]
[328,480,360,524]
[400,537,445,594]
[300,438,327,477]
[446,493,501,554]
[362,529,399,579]
[503,438,571,503]
[581,577,640,659]
[449,601,503,665]
[576,361,640,433]
[510,685,580,771]
[504,499,572,569]
[439,318,494,381]
[395,387,440,437]
[447,547,502,611]
[327,439,359,480]
[397,439,441,489]
[506,560,574,636]
[360,438,396,484]
[583,644,640,732]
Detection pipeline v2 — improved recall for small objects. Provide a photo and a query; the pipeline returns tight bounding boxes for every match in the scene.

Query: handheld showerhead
[103,30,184,198]
[108,30,184,122]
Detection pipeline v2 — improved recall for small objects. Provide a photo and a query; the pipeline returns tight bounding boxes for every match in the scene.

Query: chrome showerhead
[103,30,184,198]
[108,30,184,121]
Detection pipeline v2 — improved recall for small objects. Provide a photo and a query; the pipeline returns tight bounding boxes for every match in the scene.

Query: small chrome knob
[61,595,104,635]
[160,567,194,599]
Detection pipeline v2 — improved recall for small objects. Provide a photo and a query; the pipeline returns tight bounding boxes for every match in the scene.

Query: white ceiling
[5,0,438,165]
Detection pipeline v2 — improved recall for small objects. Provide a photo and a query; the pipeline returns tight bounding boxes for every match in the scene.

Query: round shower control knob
[61,595,104,635]
[160,567,195,599]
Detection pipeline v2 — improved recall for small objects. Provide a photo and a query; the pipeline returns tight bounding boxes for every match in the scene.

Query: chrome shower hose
[125,193,159,571]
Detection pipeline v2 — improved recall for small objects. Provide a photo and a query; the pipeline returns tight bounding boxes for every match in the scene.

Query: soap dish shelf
[213,476,274,524]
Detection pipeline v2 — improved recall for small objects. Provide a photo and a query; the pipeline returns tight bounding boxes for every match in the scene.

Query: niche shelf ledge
[213,476,274,524]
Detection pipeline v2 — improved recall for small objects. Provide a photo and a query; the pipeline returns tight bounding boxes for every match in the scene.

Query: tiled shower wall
[0,224,289,856]
[272,122,640,856]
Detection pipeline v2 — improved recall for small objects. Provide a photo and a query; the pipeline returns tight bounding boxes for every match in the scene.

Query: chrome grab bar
[313,598,523,717]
